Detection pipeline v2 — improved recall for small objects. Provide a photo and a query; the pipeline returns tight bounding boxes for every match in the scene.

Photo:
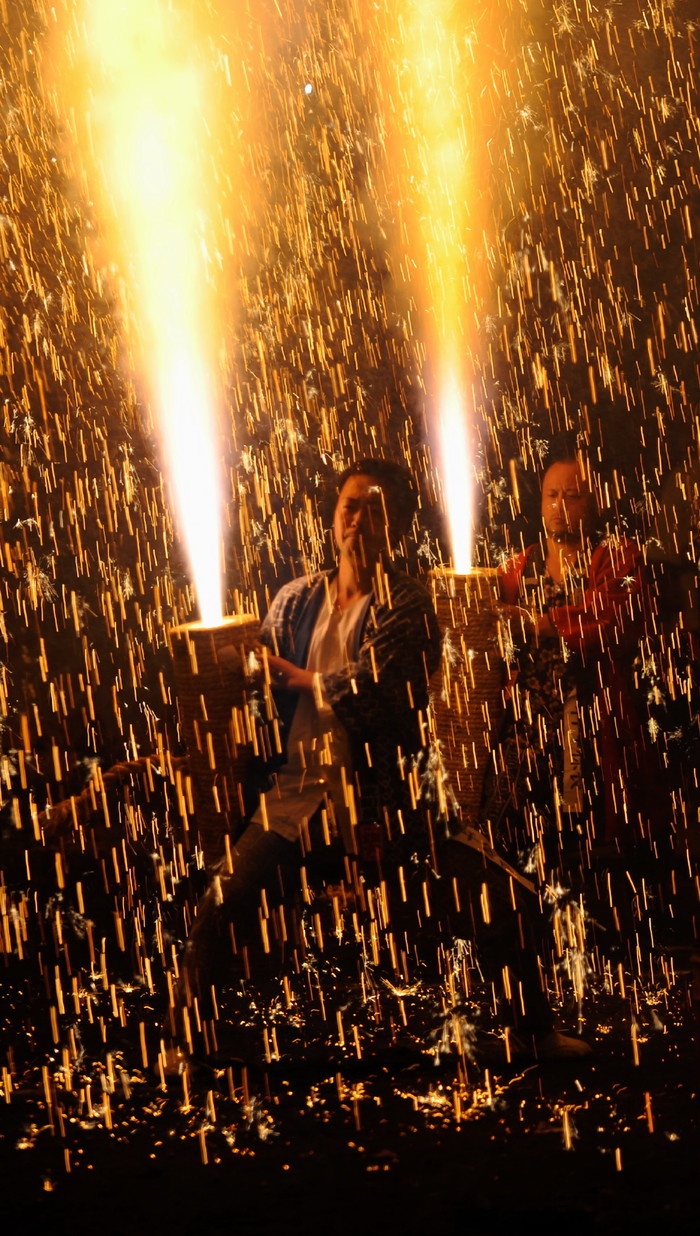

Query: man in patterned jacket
[176,460,441,1017]
[255,460,440,862]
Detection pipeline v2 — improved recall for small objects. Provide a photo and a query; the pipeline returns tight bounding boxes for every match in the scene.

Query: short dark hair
[335,457,418,545]
[540,430,581,474]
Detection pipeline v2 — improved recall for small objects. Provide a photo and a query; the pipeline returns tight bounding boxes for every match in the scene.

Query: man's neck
[336,554,375,608]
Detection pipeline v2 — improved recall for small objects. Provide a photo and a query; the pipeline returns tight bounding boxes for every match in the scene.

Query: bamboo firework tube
[168,615,260,864]
[429,567,504,827]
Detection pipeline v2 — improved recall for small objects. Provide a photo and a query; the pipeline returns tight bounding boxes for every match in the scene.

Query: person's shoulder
[266,570,328,616]
[593,534,643,570]
[384,566,435,610]
[498,545,536,580]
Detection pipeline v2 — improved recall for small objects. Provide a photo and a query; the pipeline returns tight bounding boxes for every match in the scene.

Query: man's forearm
[266,654,315,694]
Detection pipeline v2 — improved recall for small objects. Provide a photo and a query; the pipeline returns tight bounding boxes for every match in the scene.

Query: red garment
[498,538,662,842]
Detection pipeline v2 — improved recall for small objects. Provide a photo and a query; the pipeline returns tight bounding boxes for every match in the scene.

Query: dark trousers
[176,819,553,1043]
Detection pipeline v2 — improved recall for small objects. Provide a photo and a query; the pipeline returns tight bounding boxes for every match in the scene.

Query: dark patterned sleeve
[258,578,311,661]
[259,588,289,656]
[322,576,441,753]
[256,580,309,750]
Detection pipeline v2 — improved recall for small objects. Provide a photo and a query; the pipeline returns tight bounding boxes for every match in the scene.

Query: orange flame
[47,0,232,624]
[385,0,487,571]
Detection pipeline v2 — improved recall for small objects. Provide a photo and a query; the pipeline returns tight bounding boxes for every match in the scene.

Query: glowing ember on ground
[50,0,229,624]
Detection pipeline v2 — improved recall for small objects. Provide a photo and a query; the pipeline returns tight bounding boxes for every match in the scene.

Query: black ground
[1,897,698,1235]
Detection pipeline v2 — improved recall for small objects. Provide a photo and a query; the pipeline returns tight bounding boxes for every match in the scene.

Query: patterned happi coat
[258,565,442,856]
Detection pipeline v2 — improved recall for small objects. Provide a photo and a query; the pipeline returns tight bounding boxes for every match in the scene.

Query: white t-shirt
[252,577,372,847]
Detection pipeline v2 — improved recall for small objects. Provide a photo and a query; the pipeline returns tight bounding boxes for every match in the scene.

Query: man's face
[333,474,391,566]
[541,460,594,541]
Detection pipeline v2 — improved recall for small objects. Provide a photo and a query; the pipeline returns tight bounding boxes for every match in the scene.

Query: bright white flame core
[159,358,223,627]
[439,369,473,573]
[59,0,225,625]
